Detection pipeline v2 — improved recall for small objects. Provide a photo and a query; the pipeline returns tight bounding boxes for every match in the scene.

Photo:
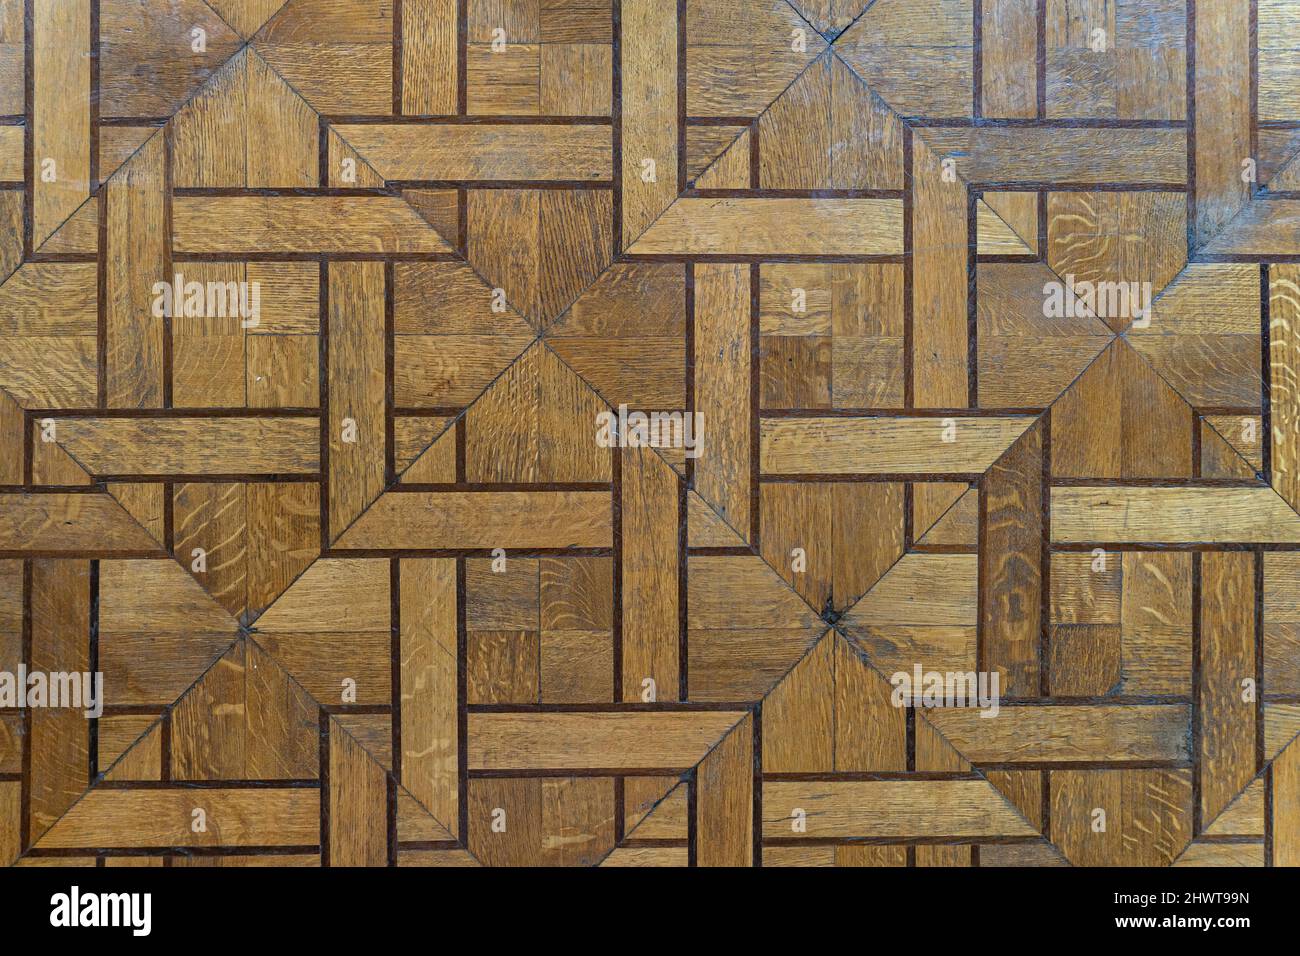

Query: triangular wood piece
[173,481,320,626]
[98,559,241,708]
[546,262,686,412]
[687,491,749,548]
[1267,143,1300,192]
[839,552,977,676]
[254,0,394,116]
[758,52,902,189]
[918,487,978,546]
[100,718,165,783]
[687,555,826,701]
[1200,416,1264,480]
[623,780,688,840]
[1266,705,1300,762]
[1201,777,1265,838]
[107,483,167,544]
[623,776,679,835]
[836,0,974,118]
[30,431,95,485]
[168,638,318,780]
[37,194,98,256]
[984,192,1039,254]
[328,127,387,188]
[100,0,243,118]
[916,712,973,771]
[392,259,536,411]
[1052,338,1199,479]
[98,126,159,186]
[977,199,1034,255]
[685,0,827,118]
[688,126,749,186]
[762,633,834,770]
[1127,263,1262,410]
[1045,191,1188,334]
[694,128,752,189]
[334,713,391,769]
[985,770,1045,832]
[401,188,461,249]
[464,188,615,329]
[328,714,459,853]
[763,633,910,772]
[171,49,319,188]
[760,481,905,614]
[209,0,290,38]
[787,0,872,39]
[252,558,390,707]
[913,482,966,539]
[399,421,458,484]
[463,342,611,483]
[976,261,1114,408]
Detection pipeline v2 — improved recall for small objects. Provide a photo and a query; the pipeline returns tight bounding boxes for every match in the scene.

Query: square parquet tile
[0,0,1297,868]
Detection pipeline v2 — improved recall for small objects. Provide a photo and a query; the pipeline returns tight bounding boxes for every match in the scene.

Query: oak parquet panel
[0,0,1293,870]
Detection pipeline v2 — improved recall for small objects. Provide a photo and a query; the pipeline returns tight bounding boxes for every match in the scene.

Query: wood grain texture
[335,124,613,181]
[0,0,1289,869]
[628,199,904,256]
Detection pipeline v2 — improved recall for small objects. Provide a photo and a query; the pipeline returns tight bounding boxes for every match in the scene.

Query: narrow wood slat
[981,421,1042,695]
[762,780,1038,838]
[32,0,90,247]
[621,0,678,248]
[335,492,613,550]
[924,705,1192,763]
[696,714,752,866]
[0,494,162,552]
[468,712,747,770]
[28,560,91,845]
[173,196,453,254]
[1199,552,1257,823]
[627,199,904,256]
[1271,265,1300,515]
[399,558,459,836]
[913,135,969,407]
[760,416,1034,474]
[1194,0,1252,242]
[1051,487,1300,544]
[1201,200,1300,257]
[400,0,458,115]
[335,124,612,181]
[45,417,320,476]
[918,128,1187,184]
[981,0,1037,119]
[104,134,166,408]
[620,446,680,701]
[694,263,751,539]
[329,718,388,866]
[35,789,320,848]
[328,261,386,537]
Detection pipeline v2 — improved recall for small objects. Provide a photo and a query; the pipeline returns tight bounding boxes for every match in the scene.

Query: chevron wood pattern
[0,0,1298,869]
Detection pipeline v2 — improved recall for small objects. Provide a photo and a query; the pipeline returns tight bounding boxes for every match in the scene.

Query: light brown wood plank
[46,417,320,476]
[761,416,1034,474]
[334,124,612,181]
[1051,487,1300,544]
[335,491,613,550]
[173,196,452,254]
[468,712,747,770]
[627,199,904,255]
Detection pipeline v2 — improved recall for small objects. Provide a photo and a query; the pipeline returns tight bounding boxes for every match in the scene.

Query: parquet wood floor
[0,0,1297,868]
